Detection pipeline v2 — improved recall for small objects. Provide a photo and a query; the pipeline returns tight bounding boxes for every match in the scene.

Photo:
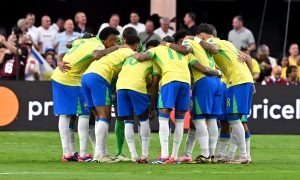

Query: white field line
[0,170,298,175]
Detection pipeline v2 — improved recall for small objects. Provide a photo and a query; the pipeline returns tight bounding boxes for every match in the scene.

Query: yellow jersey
[84,48,134,84]
[281,67,287,78]
[147,45,196,86]
[182,39,216,82]
[116,57,161,94]
[207,37,253,87]
[252,58,260,75]
[51,37,104,86]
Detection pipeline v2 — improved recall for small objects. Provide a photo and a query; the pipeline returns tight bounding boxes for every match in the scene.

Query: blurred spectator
[149,14,161,30]
[26,13,38,45]
[228,15,256,53]
[123,11,145,33]
[154,17,175,39]
[74,12,94,35]
[183,12,197,35]
[24,57,40,81]
[17,18,29,34]
[44,52,56,69]
[37,15,57,54]
[286,65,300,85]
[280,57,289,78]
[241,45,260,82]
[0,29,30,80]
[262,66,287,85]
[287,43,300,79]
[50,18,65,32]
[256,45,277,82]
[54,19,80,57]
[139,19,161,45]
[98,14,122,34]
[0,26,7,38]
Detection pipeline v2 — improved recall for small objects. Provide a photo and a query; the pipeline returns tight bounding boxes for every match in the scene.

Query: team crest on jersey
[227,98,231,107]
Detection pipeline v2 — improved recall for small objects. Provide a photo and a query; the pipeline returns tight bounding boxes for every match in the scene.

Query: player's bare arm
[192,61,221,77]
[133,52,152,62]
[199,40,220,54]
[92,45,119,60]
[161,42,192,55]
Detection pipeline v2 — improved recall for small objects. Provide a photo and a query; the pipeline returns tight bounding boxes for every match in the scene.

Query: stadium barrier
[0,81,300,134]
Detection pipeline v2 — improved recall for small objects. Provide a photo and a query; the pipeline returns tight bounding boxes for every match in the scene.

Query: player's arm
[248,43,256,53]
[238,51,253,73]
[191,61,221,77]
[92,45,119,60]
[133,52,152,62]
[161,42,192,55]
[185,36,219,54]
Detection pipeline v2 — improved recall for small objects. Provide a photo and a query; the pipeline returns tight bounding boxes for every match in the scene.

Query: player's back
[147,45,194,86]
[117,57,160,94]
[209,38,253,87]
[51,37,103,86]
[183,39,216,82]
[84,47,134,84]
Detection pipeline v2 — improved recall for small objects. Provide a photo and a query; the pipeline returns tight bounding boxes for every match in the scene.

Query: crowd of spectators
[0,11,299,85]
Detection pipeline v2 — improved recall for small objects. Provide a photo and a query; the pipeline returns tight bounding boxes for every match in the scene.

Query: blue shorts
[217,83,228,121]
[158,81,190,111]
[117,89,150,117]
[52,80,89,115]
[81,73,112,108]
[192,77,222,116]
[227,83,253,115]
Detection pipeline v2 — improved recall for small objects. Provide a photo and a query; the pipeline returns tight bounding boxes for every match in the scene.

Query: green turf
[0,132,300,180]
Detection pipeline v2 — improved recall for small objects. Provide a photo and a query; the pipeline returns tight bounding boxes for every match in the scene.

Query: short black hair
[286,65,298,77]
[234,15,244,23]
[25,12,35,17]
[172,30,189,44]
[99,27,120,40]
[122,27,137,39]
[146,40,160,49]
[110,13,120,19]
[125,35,140,46]
[162,36,175,43]
[131,10,139,16]
[197,23,215,35]
[208,24,217,37]
[186,12,196,22]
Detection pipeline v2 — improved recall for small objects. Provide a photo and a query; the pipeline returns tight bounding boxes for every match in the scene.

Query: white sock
[246,138,251,159]
[193,119,209,158]
[59,115,72,156]
[171,119,184,159]
[230,120,247,158]
[184,128,197,157]
[207,119,218,157]
[69,126,76,155]
[140,119,150,157]
[215,133,230,157]
[89,125,96,153]
[159,113,170,158]
[78,115,89,157]
[95,119,109,158]
[125,122,138,159]
[227,134,238,159]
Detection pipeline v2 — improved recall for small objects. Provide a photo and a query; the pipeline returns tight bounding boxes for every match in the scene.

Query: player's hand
[0,35,6,43]
[184,35,195,40]
[237,53,247,63]
[57,61,71,73]
[133,53,141,60]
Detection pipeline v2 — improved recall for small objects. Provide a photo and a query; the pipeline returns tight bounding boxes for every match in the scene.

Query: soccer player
[116,43,161,163]
[134,36,221,164]
[51,27,120,162]
[169,30,222,163]
[81,35,141,163]
[192,23,253,164]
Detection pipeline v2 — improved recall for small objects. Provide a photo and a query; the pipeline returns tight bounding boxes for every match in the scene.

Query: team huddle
[51,23,254,164]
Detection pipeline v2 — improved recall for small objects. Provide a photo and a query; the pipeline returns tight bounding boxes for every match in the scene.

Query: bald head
[272,66,282,80]
[289,43,299,57]
[41,15,51,29]
[64,19,74,33]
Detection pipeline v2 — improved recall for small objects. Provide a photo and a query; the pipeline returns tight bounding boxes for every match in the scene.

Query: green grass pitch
[0,132,300,180]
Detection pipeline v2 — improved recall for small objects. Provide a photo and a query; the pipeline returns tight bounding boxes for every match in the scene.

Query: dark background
[1,0,299,58]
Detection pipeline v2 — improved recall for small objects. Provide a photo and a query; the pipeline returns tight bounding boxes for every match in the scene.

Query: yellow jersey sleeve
[252,58,260,74]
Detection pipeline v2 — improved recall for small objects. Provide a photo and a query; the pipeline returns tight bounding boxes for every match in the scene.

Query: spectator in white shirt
[154,17,175,39]
[26,13,38,45]
[123,11,145,33]
[98,14,123,34]
[50,18,65,33]
[37,15,57,54]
